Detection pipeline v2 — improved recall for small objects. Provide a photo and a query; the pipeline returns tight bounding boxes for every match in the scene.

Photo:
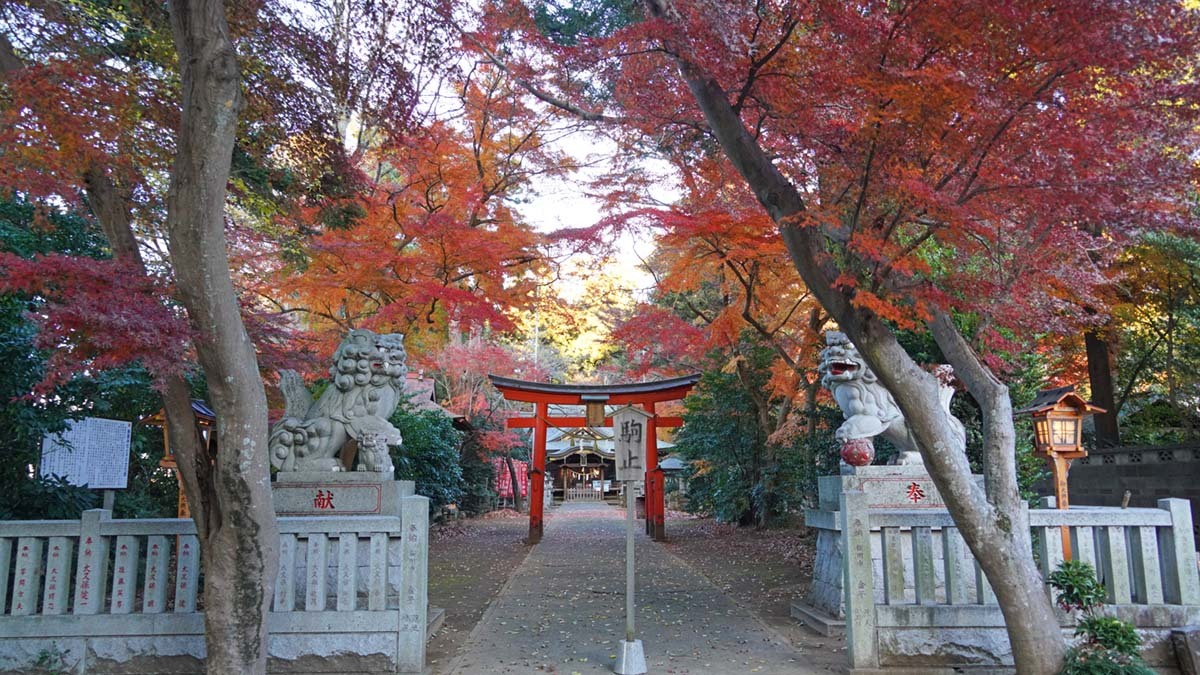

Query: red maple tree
[467,2,1200,670]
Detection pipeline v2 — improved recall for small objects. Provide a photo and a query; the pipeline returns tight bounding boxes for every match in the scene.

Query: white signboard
[614,406,651,482]
[40,417,132,489]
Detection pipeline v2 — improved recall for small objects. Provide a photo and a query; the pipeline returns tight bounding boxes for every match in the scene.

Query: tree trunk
[1085,330,1121,447]
[505,450,525,512]
[6,15,278,673]
[642,3,1066,669]
[165,2,278,673]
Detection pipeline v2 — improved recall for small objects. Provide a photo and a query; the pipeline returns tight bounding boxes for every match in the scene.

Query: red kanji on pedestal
[906,482,926,504]
[313,490,335,510]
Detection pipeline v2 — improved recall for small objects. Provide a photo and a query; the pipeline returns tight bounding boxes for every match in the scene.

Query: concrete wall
[1043,443,1200,529]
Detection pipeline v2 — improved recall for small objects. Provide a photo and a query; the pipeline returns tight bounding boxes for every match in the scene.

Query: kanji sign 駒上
[613,406,651,482]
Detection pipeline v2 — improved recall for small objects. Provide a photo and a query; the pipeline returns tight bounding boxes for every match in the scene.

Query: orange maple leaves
[255,66,566,353]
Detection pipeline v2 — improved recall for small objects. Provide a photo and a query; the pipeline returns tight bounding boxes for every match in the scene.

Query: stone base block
[1175,625,1200,675]
[849,662,960,667]
[0,607,443,674]
[791,599,845,636]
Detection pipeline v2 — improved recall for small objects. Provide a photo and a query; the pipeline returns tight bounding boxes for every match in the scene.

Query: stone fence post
[841,485,877,669]
[1159,498,1200,604]
[397,494,429,673]
[73,509,110,615]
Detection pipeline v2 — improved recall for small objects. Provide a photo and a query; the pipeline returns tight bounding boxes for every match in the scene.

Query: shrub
[1059,645,1155,675]
[389,404,465,511]
[1048,560,1108,612]
[1048,560,1152,674]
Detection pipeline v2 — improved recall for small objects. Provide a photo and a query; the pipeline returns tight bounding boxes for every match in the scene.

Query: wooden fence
[563,486,603,502]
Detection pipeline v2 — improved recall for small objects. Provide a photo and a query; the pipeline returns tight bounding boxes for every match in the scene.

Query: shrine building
[545,424,676,502]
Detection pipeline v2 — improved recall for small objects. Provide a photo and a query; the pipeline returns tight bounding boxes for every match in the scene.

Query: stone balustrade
[833,480,1199,671]
[0,493,429,674]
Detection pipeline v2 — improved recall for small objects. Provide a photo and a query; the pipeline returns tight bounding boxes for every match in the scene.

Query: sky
[514,131,677,304]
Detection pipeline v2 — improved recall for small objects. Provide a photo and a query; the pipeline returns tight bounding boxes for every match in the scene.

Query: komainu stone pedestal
[791,465,980,635]
[273,471,414,517]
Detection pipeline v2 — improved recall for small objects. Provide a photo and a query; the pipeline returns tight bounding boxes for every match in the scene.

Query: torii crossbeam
[489,374,701,543]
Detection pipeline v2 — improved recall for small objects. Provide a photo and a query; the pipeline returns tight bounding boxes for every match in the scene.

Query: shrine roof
[658,456,689,471]
[405,374,470,428]
[488,373,701,404]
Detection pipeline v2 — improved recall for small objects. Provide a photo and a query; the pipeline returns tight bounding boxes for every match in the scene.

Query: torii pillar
[643,401,663,540]
[490,374,700,543]
[530,401,549,539]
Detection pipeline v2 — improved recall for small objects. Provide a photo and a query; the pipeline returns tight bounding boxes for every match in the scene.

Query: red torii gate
[489,374,701,543]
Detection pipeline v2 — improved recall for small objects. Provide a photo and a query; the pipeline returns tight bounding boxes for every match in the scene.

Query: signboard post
[613,405,650,675]
[39,418,132,494]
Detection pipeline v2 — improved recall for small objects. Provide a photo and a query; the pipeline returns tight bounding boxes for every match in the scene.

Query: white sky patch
[515,130,679,304]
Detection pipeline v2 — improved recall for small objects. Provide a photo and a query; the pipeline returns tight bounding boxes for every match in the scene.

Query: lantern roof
[1015,385,1106,416]
[139,399,215,427]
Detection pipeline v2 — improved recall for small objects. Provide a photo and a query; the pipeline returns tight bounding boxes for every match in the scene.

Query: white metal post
[626,480,636,642]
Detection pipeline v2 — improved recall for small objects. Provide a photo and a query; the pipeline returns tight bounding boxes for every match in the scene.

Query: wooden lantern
[1016,385,1105,559]
[139,400,216,519]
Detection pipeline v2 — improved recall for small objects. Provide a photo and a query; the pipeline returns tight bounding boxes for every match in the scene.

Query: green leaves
[532,0,641,46]
[389,403,466,511]
[1048,560,1108,613]
[1049,559,1153,674]
[674,351,829,527]
[1076,617,1142,658]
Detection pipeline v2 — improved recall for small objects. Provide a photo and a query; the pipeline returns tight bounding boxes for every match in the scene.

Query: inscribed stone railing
[839,492,1200,672]
[0,494,428,674]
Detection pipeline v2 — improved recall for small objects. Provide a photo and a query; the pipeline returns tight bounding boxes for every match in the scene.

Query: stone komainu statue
[818,331,965,465]
[269,329,407,473]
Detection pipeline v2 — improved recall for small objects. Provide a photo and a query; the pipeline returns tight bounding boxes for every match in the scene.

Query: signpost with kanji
[615,407,647,482]
[612,405,651,675]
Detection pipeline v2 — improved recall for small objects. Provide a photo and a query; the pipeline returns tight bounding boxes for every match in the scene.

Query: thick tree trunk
[6,17,278,673]
[1085,330,1121,447]
[165,2,278,673]
[643,3,1066,670]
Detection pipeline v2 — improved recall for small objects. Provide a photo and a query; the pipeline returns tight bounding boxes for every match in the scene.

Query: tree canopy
[3,3,1199,671]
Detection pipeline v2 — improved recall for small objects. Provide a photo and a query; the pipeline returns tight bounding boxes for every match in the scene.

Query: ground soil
[662,515,846,673]
[426,509,533,673]
[426,509,846,673]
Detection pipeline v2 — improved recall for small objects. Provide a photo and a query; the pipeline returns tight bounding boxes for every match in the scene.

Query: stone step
[790,598,845,636]
[426,606,445,640]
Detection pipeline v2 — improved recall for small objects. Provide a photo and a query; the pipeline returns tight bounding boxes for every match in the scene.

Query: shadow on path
[445,502,828,674]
